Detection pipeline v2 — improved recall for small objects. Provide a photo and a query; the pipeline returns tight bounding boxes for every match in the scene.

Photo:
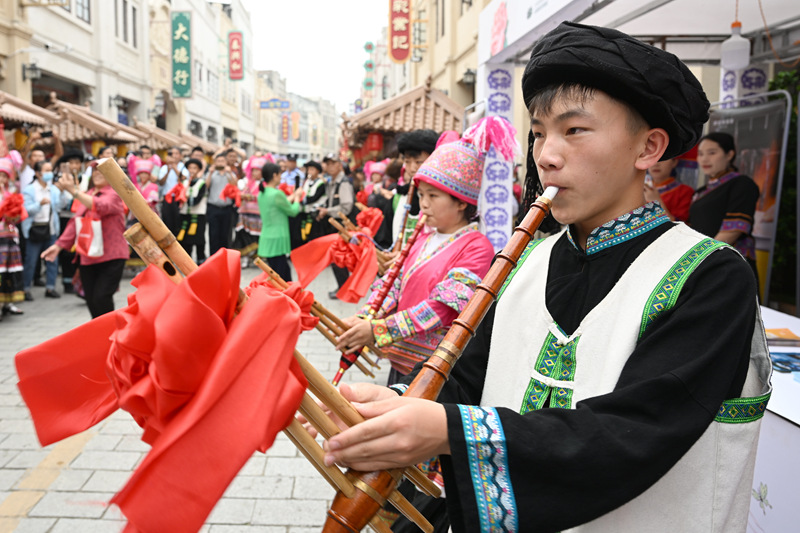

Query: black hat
[287,154,298,162]
[185,158,204,170]
[322,153,340,163]
[396,129,439,156]
[522,22,709,160]
[55,150,85,167]
[304,160,322,172]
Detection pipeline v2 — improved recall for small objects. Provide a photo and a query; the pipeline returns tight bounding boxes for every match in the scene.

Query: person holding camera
[21,160,72,300]
[206,154,238,256]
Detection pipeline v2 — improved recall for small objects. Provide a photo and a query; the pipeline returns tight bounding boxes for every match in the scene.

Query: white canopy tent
[486,0,800,66]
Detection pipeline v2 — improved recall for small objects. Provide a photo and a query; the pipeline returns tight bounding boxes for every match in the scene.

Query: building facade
[1,0,151,129]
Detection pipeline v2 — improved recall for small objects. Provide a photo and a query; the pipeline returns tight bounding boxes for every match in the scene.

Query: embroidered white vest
[182,179,207,216]
[483,223,772,533]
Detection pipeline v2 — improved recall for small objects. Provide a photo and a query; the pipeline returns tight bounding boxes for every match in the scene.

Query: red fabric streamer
[356,190,369,206]
[290,233,378,303]
[220,183,242,208]
[0,193,28,222]
[290,233,340,288]
[164,182,187,205]
[333,238,378,303]
[277,183,294,196]
[15,250,309,533]
[356,207,383,236]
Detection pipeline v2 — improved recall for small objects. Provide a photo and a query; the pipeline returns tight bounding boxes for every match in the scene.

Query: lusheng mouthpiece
[541,186,559,201]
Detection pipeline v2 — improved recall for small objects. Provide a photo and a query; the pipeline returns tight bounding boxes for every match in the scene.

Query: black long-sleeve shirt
[403,220,756,532]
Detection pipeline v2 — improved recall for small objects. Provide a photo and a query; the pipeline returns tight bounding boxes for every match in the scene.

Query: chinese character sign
[281,114,289,143]
[171,11,192,99]
[389,0,411,63]
[228,31,244,81]
[259,99,291,110]
[291,112,301,141]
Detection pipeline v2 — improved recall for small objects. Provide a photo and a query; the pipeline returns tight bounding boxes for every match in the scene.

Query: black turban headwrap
[396,129,439,157]
[518,22,710,229]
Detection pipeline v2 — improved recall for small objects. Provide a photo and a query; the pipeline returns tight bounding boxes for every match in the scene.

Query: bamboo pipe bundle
[100,156,435,532]
[252,258,382,376]
[322,188,559,532]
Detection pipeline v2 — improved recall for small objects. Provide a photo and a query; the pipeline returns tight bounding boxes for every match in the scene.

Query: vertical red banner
[389,0,412,63]
[228,31,244,81]
[281,114,290,143]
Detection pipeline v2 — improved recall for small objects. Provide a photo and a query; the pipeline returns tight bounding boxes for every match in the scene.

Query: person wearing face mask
[22,161,72,300]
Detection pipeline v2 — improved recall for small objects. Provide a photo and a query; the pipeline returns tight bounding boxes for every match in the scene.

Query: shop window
[75,0,90,23]
[122,0,128,42]
[132,6,137,47]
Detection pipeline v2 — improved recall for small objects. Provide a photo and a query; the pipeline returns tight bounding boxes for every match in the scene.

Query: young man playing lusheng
[322,22,771,533]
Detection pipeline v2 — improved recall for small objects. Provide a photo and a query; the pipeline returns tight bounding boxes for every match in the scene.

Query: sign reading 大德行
[171,11,192,99]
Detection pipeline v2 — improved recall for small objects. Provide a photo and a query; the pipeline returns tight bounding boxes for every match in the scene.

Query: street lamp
[108,94,125,108]
[22,63,41,82]
[462,69,477,86]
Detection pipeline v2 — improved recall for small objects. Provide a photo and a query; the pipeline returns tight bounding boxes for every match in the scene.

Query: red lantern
[364,132,383,153]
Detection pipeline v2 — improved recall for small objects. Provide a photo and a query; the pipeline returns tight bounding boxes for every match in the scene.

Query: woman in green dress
[257,162,301,280]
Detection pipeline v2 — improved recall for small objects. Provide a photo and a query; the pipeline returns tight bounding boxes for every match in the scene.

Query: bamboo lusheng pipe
[102,156,436,530]
[322,187,559,533]
[124,223,182,285]
[366,214,427,319]
[98,158,197,277]
[392,180,417,253]
[293,349,440,500]
[327,215,427,384]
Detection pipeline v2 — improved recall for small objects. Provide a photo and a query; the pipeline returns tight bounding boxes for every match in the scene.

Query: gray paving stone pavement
[0,261,389,532]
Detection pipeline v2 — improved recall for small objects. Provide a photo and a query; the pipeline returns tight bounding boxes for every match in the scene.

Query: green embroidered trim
[639,238,727,338]
[371,319,393,347]
[497,238,546,301]
[520,328,580,414]
[715,392,771,424]
[520,378,549,414]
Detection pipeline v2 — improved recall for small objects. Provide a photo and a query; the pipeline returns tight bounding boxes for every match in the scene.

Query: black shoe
[63,284,74,294]
[3,304,23,315]
[33,279,46,287]
[24,291,34,302]
[328,290,339,300]
[45,289,61,299]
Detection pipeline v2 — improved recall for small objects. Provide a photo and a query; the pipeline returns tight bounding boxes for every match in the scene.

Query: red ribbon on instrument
[15,250,309,533]
[219,183,242,208]
[291,233,378,303]
[164,182,187,205]
[0,192,27,222]
[355,207,383,236]
[277,183,294,196]
[356,190,369,206]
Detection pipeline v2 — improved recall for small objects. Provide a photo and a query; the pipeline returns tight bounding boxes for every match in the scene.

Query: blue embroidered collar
[567,202,670,255]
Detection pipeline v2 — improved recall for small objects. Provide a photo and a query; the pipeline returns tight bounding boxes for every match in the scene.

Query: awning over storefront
[130,120,186,151]
[178,131,219,154]
[0,91,61,129]
[342,79,464,148]
[47,95,146,145]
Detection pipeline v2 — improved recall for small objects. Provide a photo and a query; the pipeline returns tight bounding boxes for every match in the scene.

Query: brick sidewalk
[0,262,388,532]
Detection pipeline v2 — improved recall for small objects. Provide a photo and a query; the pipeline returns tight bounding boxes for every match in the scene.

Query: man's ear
[635,128,669,171]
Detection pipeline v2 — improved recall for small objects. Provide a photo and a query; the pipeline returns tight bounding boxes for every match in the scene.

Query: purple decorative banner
[479,63,515,251]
